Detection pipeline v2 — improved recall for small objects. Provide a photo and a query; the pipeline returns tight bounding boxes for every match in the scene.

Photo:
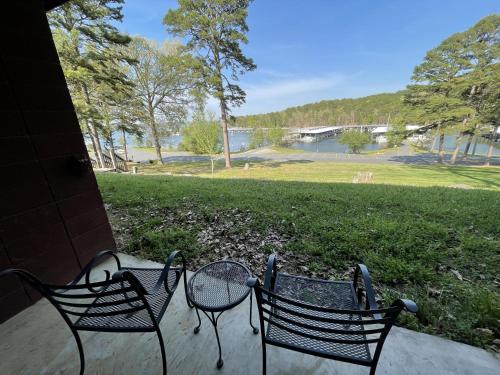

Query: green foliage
[97,173,500,348]
[180,113,222,155]
[338,131,371,153]
[49,0,133,129]
[249,126,285,148]
[405,15,500,135]
[164,0,256,108]
[235,92,405,128]
[250,128,266,148]
[268,127,285,146]
[164,0,256,166]
[386,122,406,147]
[126,37,200,162]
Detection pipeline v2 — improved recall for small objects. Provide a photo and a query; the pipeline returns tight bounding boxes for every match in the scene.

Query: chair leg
[183,270,194,309]
[156,328,167,375]
[193,308,202,334]
[249,289,259,334]
[262,341,267,375]
[71,329,85,375]
[369,363,377,375]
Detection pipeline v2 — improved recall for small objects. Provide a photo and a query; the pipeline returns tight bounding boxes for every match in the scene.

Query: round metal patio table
[187,260,259,369]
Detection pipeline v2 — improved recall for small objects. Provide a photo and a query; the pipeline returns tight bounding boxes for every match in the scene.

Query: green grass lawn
[137,160,500,191]
[97,173,500,350]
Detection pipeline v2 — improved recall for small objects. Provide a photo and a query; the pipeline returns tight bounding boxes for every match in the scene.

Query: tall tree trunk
[430,134,438,153]
[122,128,129,162]
[81,84,105,168]
[148,106,163,164]
[219,99,232,168]
[484,126,498,166]
[89,120,105,168]
[437,132,445,163]
[450,132,463,165]
[451,118,467,165]
[108,133,118,171]
[472,136,479,156]
[462,134,473,160]
[213,52,232,168]
[461,86,477,160]
[87,126,101,168]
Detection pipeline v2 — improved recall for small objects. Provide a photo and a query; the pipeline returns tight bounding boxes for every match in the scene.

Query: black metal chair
[0,250,192,375]
[247,253,417,375]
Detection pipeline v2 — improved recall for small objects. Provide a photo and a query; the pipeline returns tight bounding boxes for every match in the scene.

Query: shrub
[338,131,371,153]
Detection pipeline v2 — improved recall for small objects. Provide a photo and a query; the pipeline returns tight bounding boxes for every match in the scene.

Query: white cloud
[204,71,407,117]
[243,74,346,101]
[205,72,349,116]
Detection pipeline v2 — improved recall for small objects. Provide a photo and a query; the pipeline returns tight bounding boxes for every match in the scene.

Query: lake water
[288,137,382,153]
[127,131,498,155]
[432,135,499,156]
[159,132,252,152]
[158,132,383,153]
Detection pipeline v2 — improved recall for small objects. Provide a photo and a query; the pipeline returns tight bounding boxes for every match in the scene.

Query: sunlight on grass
[134,160,500,191]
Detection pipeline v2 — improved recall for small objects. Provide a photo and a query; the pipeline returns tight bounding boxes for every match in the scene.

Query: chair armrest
[112,269,148,295]
[144,251,187,295]
[0,268,46,292]
[247,276,259,288]
[69,250,122,292]
[353,264,380,319]
[263,253,278,291]
[391,299,418,314]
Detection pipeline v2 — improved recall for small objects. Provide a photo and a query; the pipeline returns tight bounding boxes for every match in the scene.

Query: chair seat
[74,267,180,331]
[266,273,371,363]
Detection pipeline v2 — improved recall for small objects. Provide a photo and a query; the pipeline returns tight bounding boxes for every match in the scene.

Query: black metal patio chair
[247,253,417,375]
[0,250,192,375]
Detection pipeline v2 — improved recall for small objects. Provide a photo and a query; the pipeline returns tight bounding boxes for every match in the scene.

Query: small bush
[338,131,371,153]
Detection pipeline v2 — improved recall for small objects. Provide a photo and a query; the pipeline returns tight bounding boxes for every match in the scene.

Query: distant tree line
[234,92,405,128]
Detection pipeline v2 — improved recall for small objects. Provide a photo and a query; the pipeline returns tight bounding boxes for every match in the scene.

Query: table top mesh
[187,261,252,311]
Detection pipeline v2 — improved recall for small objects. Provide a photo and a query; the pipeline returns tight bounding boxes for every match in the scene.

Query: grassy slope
[137,160,500,191]
[97,173,500,349]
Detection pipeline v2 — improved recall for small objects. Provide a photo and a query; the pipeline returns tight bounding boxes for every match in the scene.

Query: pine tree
[49,0,132,168]
[456,15,499,164]
[164,0,256,168]
[404,14,499,164]
[404,30,474,163]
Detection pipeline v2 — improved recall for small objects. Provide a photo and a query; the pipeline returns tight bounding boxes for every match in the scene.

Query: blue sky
[120,0,499,116]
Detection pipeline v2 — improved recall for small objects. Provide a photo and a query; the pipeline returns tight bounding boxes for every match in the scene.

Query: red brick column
[0,0,116,322]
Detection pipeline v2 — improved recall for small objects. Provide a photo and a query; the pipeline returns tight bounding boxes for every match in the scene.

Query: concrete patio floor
[1,254,499,375]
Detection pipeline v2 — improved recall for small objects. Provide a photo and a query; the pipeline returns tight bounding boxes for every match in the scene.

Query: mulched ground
[105,203,349,281]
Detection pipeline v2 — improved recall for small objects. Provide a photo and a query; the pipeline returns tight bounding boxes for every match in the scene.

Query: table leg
[211,311,224,369]
[193,307,202,334]
[196,309,225,369]
[249,289,259,334]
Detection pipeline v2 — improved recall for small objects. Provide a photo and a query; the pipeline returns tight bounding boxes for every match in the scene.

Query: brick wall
[0,0,116,322]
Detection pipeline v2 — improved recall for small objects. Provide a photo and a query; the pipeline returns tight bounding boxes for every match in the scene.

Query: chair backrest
[1,268,155,331]
[251,279,409,365]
